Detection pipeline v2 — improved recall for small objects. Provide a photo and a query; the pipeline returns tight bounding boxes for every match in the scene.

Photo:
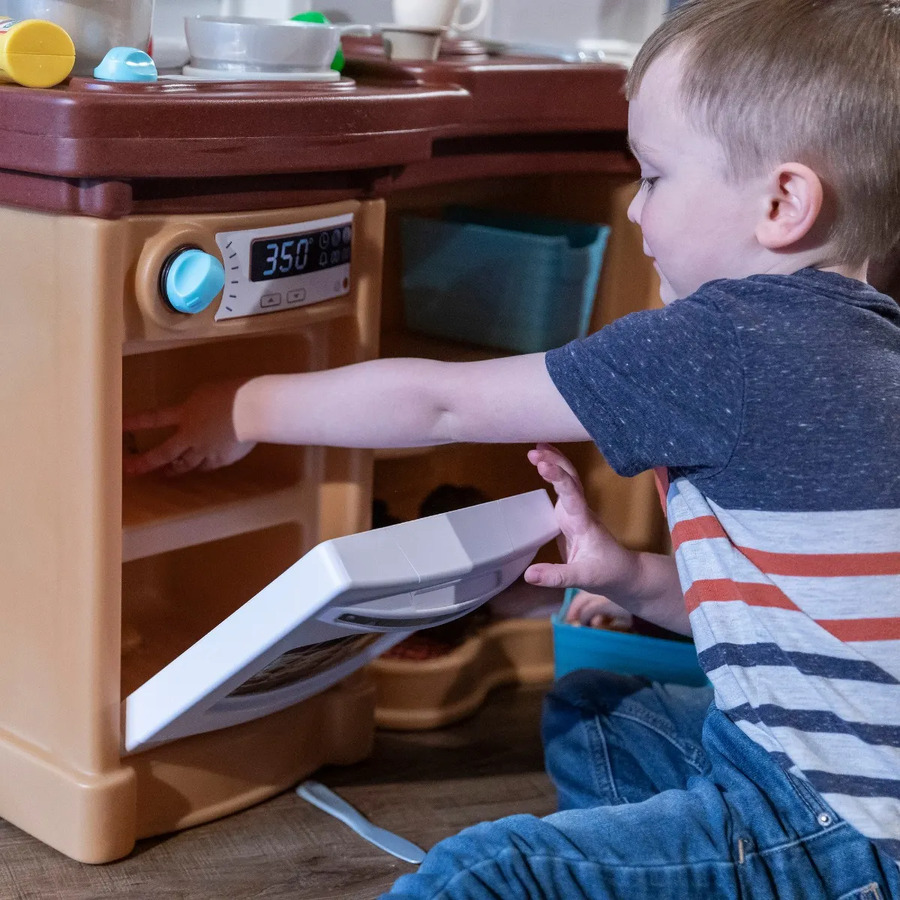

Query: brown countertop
[0,43,632,218]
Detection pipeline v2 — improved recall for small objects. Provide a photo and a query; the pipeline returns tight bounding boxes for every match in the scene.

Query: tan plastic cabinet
[0,198,385,863]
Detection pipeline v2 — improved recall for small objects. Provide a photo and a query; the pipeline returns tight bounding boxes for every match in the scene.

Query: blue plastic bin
[400,207,610,354]
[553,590,707,686]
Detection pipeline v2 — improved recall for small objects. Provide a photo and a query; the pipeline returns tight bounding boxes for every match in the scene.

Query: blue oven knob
[163,249,226,315]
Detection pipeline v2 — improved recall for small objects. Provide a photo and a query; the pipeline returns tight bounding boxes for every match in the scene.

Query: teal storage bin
[400,207,610,354]
[553,590,708,686]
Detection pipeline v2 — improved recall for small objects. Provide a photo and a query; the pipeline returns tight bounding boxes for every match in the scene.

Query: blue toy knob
[93,47,158,83]
[163,248,226,315]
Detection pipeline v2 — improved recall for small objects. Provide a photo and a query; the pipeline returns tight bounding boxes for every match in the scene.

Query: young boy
[125,0,900,895]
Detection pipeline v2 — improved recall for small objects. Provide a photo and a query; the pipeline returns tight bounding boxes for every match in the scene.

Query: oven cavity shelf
[122,473,311,563]
[120,523,306,698]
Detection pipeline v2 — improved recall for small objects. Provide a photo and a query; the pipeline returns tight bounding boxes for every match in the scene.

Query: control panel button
[260,292,282,309]
[286,289,307,305]
[163,248,226,315]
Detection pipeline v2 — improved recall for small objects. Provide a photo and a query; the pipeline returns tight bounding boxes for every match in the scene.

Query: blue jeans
[384,670,900,899]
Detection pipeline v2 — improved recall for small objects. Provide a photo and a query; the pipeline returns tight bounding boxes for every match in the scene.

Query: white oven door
[122,489,558,753]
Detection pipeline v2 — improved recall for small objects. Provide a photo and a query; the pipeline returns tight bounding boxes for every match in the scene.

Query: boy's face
[627,49,769,304]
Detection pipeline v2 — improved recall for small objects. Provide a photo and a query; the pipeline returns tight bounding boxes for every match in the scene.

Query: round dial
[162,248,226,315]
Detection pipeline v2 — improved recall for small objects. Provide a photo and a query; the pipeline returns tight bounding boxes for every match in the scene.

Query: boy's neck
[757,252,869,285]
[808,260,868,284]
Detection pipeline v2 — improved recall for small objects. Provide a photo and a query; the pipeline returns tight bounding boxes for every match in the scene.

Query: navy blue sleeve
[545,297,744,477]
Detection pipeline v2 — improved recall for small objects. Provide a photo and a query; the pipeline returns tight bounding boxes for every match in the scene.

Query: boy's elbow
[428,405,462,444]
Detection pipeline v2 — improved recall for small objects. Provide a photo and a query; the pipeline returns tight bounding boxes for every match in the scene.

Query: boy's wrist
[232,377,263,443]
[597,550,676,611]
[596,547,643,607]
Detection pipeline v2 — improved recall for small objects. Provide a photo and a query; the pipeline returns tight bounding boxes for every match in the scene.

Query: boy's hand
[122,379,256,477]
[524,443,639,601]
[565,591,631,628]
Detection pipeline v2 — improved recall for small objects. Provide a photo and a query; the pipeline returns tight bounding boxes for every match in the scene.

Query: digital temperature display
[250,223,352,283]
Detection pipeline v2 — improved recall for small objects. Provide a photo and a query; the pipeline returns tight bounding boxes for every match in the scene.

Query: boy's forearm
[233,361,452,449]
[232,355,590,449]
[606,552,691,636]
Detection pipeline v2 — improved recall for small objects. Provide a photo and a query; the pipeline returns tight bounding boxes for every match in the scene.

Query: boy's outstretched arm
[524,443,691,636]
[122,353,590,477]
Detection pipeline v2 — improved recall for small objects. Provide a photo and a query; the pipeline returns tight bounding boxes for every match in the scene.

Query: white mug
[391,0,490,33]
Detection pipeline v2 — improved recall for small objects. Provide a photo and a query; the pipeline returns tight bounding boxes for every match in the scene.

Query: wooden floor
[0,683,557,900]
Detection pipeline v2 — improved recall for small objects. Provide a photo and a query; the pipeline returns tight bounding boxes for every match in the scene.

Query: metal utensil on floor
[296,780,427,864]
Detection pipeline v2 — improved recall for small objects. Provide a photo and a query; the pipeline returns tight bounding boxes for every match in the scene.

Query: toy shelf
[374,174,666,551]
[121,464,315,562]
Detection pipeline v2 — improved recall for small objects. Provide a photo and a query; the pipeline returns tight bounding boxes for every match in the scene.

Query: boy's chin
[658,278,680,305]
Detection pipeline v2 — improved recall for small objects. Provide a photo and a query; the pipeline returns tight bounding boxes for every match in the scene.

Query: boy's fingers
[123,406,181,432]
[525,561,589,591]
[524,562,569,589]
[567,596,592,624]
[123,437,188,477]
[163,447,204,477]
[567,594,589,615]
[540,443,581,481]
[536,453,584,505]
[529,447,592,531]
[537,461,579,506]
[539,462,590,520]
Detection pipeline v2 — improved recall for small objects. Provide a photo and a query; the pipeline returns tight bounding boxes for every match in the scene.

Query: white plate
[169,65,341,81]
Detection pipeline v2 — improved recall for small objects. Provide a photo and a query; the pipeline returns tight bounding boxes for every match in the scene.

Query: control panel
[214,212,353,321]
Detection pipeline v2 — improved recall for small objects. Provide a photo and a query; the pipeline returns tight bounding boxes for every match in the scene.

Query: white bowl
[185,16,363,72]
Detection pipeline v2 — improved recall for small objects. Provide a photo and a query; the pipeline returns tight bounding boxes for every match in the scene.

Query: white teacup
[391,0,490,33]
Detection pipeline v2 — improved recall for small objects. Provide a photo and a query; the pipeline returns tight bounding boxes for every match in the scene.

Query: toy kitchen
[0,0,659,865]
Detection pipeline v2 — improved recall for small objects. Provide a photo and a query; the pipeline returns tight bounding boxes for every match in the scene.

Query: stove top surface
[0,50,631,216]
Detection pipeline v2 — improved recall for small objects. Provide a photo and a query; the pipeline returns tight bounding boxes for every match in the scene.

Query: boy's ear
[755,163,824,249]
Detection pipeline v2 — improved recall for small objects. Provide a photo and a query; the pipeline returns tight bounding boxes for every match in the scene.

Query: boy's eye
[639,176,658,192]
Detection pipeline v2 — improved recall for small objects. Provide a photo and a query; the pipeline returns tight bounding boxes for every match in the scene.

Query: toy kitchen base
[0,196,391,864]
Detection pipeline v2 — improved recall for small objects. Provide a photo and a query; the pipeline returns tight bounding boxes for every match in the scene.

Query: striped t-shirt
[545,267,900,859]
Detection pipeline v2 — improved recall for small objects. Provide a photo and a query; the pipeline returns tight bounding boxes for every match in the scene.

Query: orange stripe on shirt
[670,517,900,577]
[653,467,669,514]
[740,547,900,578]
[671,516,728,549]
[685,578,800,614]
[817,618,900,642]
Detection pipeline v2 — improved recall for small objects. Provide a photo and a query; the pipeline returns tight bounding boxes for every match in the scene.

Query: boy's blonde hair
[626,0,900,263]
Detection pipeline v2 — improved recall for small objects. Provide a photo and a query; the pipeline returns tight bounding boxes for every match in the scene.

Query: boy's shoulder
[676,268,900,335]
[689,267,891,310]
[589,268,894,363]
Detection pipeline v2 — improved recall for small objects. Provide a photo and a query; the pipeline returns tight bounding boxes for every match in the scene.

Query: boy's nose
[626,191,642,226]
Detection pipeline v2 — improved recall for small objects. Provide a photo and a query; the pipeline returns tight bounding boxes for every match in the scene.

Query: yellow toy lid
[0,18,75,88]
